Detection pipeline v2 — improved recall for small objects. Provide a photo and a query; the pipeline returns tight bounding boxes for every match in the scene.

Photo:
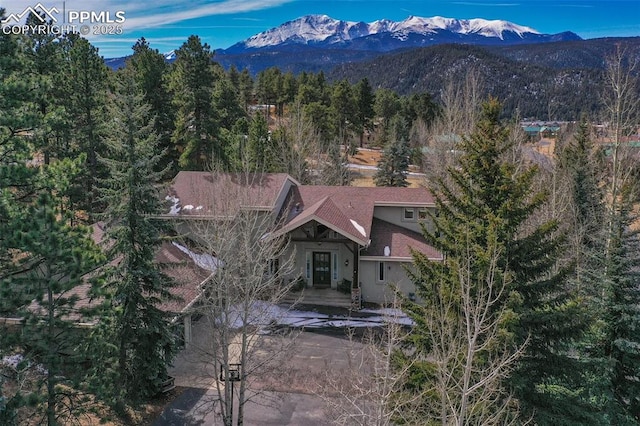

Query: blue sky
[2,0,639,57]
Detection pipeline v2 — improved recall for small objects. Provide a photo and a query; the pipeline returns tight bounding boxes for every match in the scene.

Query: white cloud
[2,0,292,31]
[104,0,292,30]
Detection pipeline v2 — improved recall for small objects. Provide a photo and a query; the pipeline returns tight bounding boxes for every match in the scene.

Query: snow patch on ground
[346,163,425,176]
[215,301,414,332]
[1,353,48,375]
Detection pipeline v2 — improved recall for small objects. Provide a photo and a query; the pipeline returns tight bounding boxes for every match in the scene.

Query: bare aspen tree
[422,70,484,184]
[440,68,484,137]
[274,100,323,184]
[315,296,423,426]
[180,171,297,426]
[601,45,640,246]
[409,234,527,425]
[453,240,526,426]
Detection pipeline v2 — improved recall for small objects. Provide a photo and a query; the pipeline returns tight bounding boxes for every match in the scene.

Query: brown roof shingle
[166,172,295,217]
[362,218,441,260]
[282,185,434,243]
[42,226,213,323]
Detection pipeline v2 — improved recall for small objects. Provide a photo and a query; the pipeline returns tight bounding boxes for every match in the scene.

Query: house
[163,171,441,307]
[521,122,562,140]
[0,222,214,349]
[88,222,214,347]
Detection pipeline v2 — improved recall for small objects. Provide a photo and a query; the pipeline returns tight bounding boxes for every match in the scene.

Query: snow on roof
[171,242,221,272]
[350,219,366,238]
[165,195,180,215]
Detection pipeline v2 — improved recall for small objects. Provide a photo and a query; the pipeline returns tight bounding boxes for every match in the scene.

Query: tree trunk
[47,275,56,426]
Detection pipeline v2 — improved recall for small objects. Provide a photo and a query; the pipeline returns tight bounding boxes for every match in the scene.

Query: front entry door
[313,252,331,288]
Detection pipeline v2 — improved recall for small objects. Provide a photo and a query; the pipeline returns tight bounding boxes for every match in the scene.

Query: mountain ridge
[223,14,578,53]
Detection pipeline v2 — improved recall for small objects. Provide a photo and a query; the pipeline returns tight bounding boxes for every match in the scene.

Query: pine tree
[23,12,64,166]
[212,77,247,132]
[169,35,219,169]
[0,9,34,272]
[403,92,439,128]
[553,119,628,423]
[374,89,401,129]
[406,99,591,424]
[237,69,254,112]
[247,114,277,172]
[354,78,375,147]
[87,69,177,410]
[127,38,176,174]
[59,35,109,217]
[4,160,103,425]
[374,115,410,187]
[0,12,35,422]
[604,189,640,422]
[330,79,356,145]
[558,119,606,273]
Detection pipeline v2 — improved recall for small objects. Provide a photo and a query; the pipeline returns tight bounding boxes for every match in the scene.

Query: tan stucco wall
[359,260,417,305]
[373,206,435,234]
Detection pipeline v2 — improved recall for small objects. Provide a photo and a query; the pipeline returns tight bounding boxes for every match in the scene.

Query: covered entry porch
[276,215,369,309]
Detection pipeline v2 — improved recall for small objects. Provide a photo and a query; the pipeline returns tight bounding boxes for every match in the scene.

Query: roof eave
[274,214,368,247]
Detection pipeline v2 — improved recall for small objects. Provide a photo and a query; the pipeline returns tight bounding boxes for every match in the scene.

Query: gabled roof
[275,196,369,246]
[281,185,434,244]
[164,172,437,252]
[164,171,297,217]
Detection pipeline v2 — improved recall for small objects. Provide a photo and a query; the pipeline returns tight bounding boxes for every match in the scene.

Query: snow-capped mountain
[223,14,579,53]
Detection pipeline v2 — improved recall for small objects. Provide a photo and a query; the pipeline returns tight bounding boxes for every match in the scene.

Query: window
[403,208,415,221]
[332,252,338,280]
[306,253,310,279]
[418,208,428,220]
[377,261,386,282]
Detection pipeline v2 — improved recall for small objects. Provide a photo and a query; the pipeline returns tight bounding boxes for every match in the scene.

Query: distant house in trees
[162,171,441,307]
[521,122,563,140]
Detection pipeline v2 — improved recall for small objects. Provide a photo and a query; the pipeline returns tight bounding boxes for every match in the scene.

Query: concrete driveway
[153,311,370,426]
